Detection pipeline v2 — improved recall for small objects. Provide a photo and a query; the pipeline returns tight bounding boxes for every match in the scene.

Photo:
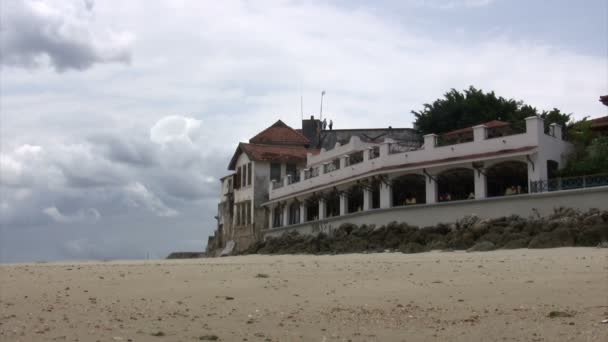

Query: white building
[261,116,584,237]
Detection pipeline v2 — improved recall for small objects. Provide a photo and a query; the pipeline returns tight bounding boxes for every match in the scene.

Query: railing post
[473,125,487,142]
[423,134,437,150]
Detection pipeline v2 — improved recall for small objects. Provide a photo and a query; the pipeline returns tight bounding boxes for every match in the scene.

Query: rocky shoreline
[244,208,608,255]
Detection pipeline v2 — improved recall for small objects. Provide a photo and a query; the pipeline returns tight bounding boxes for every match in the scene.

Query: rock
[582,214,603,226]
[576,224,608,246]
[470,221,489,234]
[528,228,574,249]
[467,241,496,252]
[547,311,573,318]
[501,238,530,249]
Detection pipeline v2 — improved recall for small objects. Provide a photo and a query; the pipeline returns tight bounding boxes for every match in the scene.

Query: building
[208,117,415,254]
[262,116,582,238]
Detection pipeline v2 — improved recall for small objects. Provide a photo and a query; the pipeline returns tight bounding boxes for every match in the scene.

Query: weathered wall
[265,186,608,238]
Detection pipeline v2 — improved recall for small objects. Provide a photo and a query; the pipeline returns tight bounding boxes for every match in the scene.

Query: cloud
[0,0,133,72]
[43,206,100,223]
[124,182,178,217]
[150,115,202,146]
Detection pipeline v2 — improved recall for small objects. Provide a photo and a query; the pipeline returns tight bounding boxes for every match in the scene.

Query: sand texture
[1,248,607,341]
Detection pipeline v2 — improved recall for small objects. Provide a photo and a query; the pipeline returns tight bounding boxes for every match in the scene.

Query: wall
[265,186,608,238]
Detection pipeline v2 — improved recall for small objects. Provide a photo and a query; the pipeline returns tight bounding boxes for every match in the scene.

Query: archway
[392,174,426,206]
[486,161,528,197]
[305,198,319,222]
[325,190,341,218]
[288,201,300,225]
[437,168,474,202]
[347,185,364,213]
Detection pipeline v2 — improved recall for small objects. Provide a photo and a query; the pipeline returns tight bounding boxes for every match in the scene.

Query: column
[423,134,437,150]
[473,125,487,142]
[363,188,371,210]
[282,203,289,226]
[339,193,347,215]
[474,171,486,200]
[270,205,276,228]
[299,201,306,223]
[425,177,437,204]
[318,199,326,220]
[379,182,391,209]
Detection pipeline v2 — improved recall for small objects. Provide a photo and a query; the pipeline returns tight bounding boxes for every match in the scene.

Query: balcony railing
[304,167,319,180]
[287,173,300,184]
[272,179,284,189]
[323,159,340,173]
[530,173,608,193]
[346,151,364,166]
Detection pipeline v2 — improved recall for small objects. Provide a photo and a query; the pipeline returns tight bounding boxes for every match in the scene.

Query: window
[247,162,252,186]
[270,163,281,182]
[227,179,232,192]
[273,206,282,227]
[242,165,247,187]
[235,167,241,189]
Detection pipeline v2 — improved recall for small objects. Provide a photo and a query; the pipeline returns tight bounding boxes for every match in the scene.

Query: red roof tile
[589,115,608,129]
[444,120,510,137]
[249,120,310,145]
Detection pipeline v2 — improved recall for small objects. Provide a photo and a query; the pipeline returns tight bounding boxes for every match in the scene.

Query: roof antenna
[319,90,326,121]
[300,81,304,121]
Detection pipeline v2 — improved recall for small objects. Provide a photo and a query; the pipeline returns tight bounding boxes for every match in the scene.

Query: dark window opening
[486,161,528,197]
[547,160,559,179]
[392,174,426,206]
[247,162,252,186]
[306,200,318,221]
[272,206,282,227]
[347,186,364,213]
[437,168,475,202]
[371,181,380,209]
[288,202,300,225]
[270,163,281,182]
[325,191,341,217]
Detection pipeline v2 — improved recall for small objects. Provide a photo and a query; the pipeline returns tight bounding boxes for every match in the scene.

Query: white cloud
[150,115,202,146]
[43,206,101,223]
[124,182,178,217]
[0,0,134,71]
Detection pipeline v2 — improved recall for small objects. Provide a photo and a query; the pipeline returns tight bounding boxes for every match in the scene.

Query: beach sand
[1,248,607,341]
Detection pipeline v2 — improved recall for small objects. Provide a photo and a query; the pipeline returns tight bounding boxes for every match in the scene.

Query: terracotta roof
[265,145,536,203]
[590,115,608,129]
[228,143,318,170]
[249,120,310,145]
[444,120,510,137]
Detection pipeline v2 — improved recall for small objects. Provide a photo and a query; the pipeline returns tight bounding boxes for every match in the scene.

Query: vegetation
[560,119,608,176]
[412,86,571,135]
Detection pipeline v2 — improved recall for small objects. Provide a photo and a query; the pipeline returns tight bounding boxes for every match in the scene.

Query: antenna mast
[319,90,326,121]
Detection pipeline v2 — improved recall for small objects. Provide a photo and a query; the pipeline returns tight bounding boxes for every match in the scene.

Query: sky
[0,0,606,263]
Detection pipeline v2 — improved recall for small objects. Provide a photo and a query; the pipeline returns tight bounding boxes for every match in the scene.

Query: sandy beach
[1,248,607,341]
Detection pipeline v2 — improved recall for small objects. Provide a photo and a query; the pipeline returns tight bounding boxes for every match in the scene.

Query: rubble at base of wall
[242,207,608,255]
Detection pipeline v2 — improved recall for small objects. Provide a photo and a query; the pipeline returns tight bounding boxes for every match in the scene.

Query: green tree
[412,86,571,135]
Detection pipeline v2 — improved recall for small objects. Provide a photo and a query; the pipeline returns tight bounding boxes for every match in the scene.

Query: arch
[437,168,474,202]
[272,205,283,227]
[486,160,528,197]
[288,201,300,225]
[347,185,364,214]
[391,174,426,206]
[305,198,319,222]
[325,190,341,218]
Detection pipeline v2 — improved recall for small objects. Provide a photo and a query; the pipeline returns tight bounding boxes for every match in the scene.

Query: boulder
[501,238,530,249]
[467,241,496,252]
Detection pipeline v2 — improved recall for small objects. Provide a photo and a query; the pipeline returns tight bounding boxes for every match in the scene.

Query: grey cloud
[88,135,159,167]
[0,0,133,72]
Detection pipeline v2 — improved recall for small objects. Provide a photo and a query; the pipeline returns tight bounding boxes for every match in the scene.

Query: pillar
[379,182,391,209]
[474,171,486,200]
[423,134,437,150]
[299,202,306,223]
[550,123,563,140]
[339,193,347,215]
[318,199,326,220]
[282,203,289,226]
[425,177,437,204]
[363,188,371,210]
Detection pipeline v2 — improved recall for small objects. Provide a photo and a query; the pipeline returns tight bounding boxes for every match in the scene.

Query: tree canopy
[412,86,572,135]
